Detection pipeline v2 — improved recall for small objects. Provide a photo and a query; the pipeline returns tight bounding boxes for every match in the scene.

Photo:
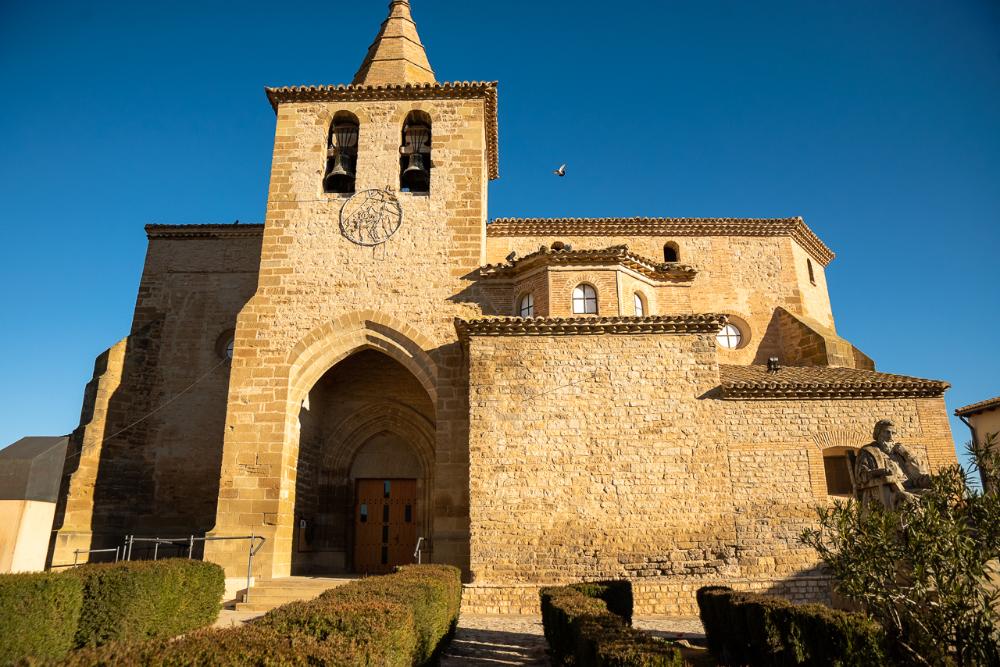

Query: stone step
[233,576,355,614]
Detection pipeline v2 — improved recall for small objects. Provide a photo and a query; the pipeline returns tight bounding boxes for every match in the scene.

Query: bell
[401,152,430,192]
[323,151,355,192]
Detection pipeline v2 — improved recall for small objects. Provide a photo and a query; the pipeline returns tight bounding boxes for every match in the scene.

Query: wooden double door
[354,479,417,574]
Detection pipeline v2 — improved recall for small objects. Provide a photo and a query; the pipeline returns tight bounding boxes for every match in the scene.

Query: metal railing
[51,534,266,604]
[414,536,425,564]
[124,534,266,603]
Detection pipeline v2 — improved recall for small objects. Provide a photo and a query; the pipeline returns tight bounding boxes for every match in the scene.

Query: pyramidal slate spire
[353,0,436,86]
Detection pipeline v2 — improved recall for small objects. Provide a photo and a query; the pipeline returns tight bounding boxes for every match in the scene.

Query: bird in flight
[553,164,567,177]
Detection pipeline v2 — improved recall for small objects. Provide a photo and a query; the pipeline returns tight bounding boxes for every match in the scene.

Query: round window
[225,338,235,360]
[716,323,743,350]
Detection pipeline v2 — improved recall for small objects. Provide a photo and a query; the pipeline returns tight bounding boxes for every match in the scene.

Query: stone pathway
[441,615,549,666]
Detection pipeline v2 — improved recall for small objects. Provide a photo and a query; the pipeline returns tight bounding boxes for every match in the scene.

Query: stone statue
[854,419,933,510]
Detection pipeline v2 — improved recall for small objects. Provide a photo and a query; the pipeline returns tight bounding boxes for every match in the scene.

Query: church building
[47,1,956,614]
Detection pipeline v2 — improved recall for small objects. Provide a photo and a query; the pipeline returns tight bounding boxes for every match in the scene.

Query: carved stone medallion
[339,188,403,246]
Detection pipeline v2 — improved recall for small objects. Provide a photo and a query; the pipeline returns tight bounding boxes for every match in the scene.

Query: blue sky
[0,0,997,468]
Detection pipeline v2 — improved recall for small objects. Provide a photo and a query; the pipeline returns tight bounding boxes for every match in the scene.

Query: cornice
[145,224,265,240]
[719,365,949,400]
[455,314,728,342]
[264,81,500,181]
[486,217,835,266]
[479,245,697,282]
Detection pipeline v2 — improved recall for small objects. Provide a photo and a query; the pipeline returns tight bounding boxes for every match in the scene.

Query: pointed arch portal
[285,314,437,575]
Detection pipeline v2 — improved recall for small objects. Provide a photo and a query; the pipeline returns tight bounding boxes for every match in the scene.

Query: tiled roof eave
[455,314,728,342]
[721,381,950,400]
[486,217,835,266]
[264,81,500,180]
[478,246,698,281]
[955,396,1000,417]
[145,224,265,240]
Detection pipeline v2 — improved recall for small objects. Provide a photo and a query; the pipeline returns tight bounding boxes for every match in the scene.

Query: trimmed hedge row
[540,582,684,667]
[60,564,463,667]
[69,559,225,647]
[0,559,224,666]
[696,586,888,666]
[0,572,83,664]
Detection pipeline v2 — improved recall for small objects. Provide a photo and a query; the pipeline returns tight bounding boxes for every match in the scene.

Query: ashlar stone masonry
[44,1,956,613]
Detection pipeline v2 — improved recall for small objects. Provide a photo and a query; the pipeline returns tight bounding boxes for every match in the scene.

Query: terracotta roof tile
[487,217,834,266]
[479,244,697,281]
[955,395,1000,417]
[719,365,949,399]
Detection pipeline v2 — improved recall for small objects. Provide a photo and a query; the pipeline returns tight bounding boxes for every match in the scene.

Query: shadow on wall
[49,319,230,564]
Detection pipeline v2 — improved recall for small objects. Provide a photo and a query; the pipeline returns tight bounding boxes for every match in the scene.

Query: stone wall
[465,327,957,614]
[485,233,832,365]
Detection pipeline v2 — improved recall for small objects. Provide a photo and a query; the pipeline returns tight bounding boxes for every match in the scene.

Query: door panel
[354,479,417,574]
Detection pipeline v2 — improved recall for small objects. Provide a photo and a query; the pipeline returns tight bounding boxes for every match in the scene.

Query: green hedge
[62,564,463,667]
[696,586,888,666]
[259,564,462,666]
[67,559,224,647]
[60,626,365,667]
[0,572,83,665]
[540,583,684,667]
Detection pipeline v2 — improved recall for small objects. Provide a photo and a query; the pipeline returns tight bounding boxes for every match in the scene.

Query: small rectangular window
[383,505,390,523]
[404,504,412,523]
[360,504,368,523]
[381,546,388,565]
[382,525,389,542]
[383,481,391,499]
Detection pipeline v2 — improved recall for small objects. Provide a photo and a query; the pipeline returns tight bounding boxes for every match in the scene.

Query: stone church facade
[47,1,956,613]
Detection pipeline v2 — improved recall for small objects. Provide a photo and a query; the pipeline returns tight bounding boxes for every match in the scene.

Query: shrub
[66,559,224,647]
[58,625,366,667]
[254,563,462,666]
[696,586,887,666]
[540,583,684,667]
[0,571,83,664]
[801,435,1000,665]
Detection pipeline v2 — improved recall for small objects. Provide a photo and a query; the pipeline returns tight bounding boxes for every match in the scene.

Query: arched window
[807,259,816,285]
[400,111,432,193]
[663,242,680,263]
[573,284,598,315]
[716,323,743,349]
[323,112,360,194]
[823,447,857,496]
[634,292,646,317]
[518,293,535,317]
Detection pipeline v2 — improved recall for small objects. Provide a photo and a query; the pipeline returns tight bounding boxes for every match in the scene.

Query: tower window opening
[400,111,432,193]
[807,259,816,285]
[323,112,360,194]
[573,284,598,315]
[663,242,679,263]
[518,293,535,317]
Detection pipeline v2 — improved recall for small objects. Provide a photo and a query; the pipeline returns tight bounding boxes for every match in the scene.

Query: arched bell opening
[323,111,360,194]
[290,349,435,575]
[399,110,432,193]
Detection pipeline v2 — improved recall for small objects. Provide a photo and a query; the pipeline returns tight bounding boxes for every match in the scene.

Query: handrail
[414,536,425,564]
[50,533,267,604]
[124,534,266,603]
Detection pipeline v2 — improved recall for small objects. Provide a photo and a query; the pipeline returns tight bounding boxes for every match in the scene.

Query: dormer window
[518,294,535,317]
[323,112,359,194]
[573,284,598,315]
[400,111,432,193]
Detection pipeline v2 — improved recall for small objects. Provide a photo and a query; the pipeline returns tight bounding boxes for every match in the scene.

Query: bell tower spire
[353,0,436,86]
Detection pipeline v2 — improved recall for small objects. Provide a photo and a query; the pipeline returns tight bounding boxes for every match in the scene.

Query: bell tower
[206,1,498,584]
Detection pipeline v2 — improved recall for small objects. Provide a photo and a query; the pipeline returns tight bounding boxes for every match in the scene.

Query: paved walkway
[441,615,549,666]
